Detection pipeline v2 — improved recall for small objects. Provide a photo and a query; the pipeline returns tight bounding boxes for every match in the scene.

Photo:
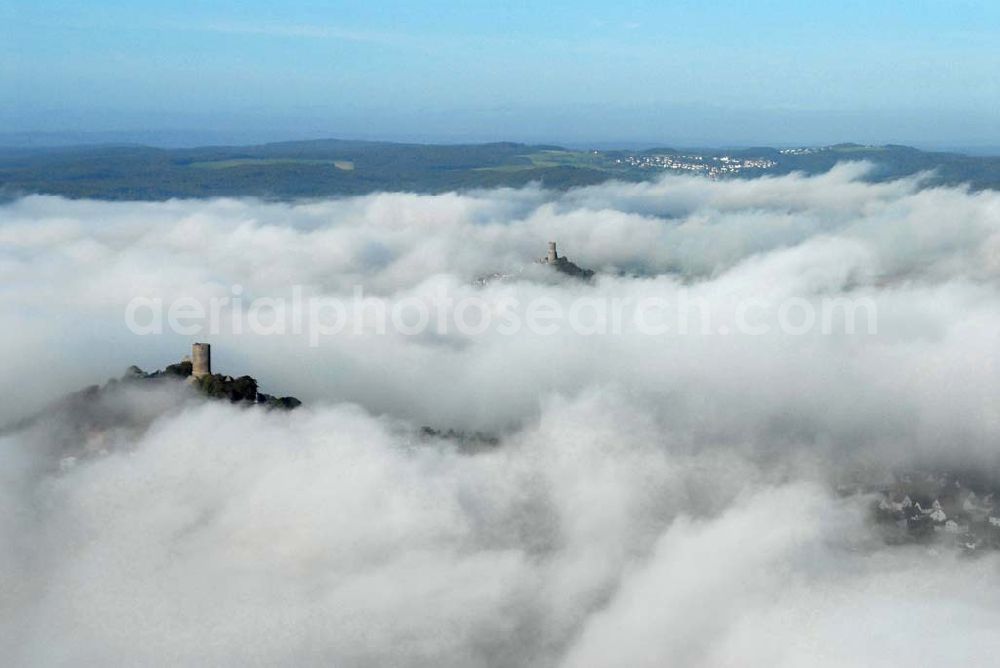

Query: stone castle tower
[191,342,212,379]
[539,240,594,279]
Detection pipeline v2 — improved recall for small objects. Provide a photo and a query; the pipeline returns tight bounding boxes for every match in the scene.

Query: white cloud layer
[1,166,999,665]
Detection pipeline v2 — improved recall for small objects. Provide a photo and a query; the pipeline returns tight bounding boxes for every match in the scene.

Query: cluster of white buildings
[877,483,1000,551]
[779,145,878,155]
[778,147,821,155]
[616,153,777,177]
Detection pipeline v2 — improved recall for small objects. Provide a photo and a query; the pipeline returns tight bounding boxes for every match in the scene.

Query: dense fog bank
[2,166,998,665]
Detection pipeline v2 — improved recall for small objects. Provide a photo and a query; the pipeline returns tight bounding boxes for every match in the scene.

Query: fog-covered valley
[3,165,1000,666]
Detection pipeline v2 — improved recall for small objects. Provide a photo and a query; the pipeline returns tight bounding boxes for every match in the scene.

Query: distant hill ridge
[3,138,1000,200]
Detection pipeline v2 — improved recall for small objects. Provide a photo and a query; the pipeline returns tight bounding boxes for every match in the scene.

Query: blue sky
[3,0,1000,147]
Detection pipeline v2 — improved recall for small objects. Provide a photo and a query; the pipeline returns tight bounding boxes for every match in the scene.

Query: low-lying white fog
[2,164,999,665]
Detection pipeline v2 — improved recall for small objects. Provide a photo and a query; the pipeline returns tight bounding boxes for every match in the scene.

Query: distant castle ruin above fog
[473,241,595,286]
[540,241,595,279]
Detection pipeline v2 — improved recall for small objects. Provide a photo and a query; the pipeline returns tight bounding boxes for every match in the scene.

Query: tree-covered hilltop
[2,139,1000,200]
[0,358,302,465]
[122,359,302,410]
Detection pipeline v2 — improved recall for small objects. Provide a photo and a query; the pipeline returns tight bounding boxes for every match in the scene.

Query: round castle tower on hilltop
[539,240,594,279]
[191,342,212,379]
